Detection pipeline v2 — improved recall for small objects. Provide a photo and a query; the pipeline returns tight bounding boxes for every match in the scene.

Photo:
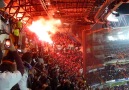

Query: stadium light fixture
[107,13,119,22]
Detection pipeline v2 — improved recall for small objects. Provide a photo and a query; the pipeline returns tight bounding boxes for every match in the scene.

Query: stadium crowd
[87,63,129,84]
[1,28,129,89]
[0,31,88,90]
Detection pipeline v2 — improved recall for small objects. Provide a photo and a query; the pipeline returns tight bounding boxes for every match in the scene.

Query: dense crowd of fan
[1,31,129,90]
[93,35,129,61]
[36,32,85,90]
[87,63,129,89]
[0,31,88,90]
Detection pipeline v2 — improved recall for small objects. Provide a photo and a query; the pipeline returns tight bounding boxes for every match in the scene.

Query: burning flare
[28,18,61,43]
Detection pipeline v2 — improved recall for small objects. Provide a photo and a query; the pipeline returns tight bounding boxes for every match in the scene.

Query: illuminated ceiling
[3,0,105,25]
[3,0,129,25]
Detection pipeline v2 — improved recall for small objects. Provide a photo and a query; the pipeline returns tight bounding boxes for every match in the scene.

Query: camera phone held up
[5,39,11,48]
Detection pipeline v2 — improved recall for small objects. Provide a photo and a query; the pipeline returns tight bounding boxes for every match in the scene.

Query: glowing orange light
[28,18,61,43]
[47,2,51,5]
[17,13,23,17]
[55,19,61,25]
[57,11,60,12]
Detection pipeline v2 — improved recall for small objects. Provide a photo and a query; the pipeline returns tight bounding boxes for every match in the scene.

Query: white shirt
[0,71,22,90]
[18,68,29,90]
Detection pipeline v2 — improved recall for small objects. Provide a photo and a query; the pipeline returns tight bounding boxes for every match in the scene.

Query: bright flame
[28,18,61,43]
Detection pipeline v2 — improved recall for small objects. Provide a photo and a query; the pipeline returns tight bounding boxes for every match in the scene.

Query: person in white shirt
[0,39,24,90]
[18,52,33,90]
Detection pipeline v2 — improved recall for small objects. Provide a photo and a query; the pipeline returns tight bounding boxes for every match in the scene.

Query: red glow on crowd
[28,18,61,43]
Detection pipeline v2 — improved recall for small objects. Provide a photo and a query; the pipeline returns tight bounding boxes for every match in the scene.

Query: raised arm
[11,51,24,75]
[2,39,24,75]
